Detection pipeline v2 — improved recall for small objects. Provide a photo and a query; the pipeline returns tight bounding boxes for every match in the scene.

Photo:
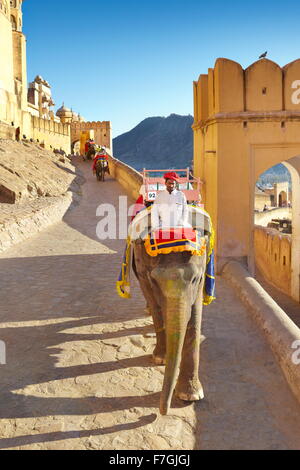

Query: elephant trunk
[160,297,188,415]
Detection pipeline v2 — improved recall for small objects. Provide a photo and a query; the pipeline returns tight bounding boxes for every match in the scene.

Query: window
[11,14,16,30]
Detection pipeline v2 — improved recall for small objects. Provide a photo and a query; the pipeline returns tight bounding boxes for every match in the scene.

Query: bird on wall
[259,51,268,59]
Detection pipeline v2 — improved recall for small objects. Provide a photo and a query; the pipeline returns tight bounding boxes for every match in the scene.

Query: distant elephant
[132,239,208,415]
[86,144,97,160]
[95,159,109,182]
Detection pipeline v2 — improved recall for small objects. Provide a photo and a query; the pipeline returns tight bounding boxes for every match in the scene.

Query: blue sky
[23,0,300,137]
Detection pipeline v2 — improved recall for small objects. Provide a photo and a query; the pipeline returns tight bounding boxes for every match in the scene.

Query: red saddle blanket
[145,227,206,257]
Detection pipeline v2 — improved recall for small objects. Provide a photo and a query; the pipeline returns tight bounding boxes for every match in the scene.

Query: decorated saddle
[116,205,216,305]
[144,227,206,257]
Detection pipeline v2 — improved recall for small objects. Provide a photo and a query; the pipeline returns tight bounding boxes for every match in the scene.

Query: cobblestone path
[0,159,300,450]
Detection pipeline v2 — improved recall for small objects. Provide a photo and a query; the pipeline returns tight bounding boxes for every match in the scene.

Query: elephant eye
[192,277,198,285]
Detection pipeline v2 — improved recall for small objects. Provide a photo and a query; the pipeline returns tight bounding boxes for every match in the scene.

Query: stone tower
[0,0,28,130]
[0,0,15,99]
[11,0,27,109]
[10,0,23,32]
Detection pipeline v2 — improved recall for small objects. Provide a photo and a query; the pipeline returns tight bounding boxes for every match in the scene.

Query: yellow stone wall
[0,8,16,126]
[12,31,27,109]
[31,116,71,153]
[0,8,14,95]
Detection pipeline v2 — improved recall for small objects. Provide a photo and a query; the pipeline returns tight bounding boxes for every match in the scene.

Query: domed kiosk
[56,104,73,124]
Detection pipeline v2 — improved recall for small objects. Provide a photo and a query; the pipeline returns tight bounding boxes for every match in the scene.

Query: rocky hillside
[113,115,291,187]
[0,140,81,204]
[113,114,193,171]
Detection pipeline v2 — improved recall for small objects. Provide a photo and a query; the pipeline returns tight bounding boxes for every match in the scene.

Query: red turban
[164,172,179,182]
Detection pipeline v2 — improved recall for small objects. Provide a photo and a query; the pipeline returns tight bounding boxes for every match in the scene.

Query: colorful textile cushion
[144,228,206,257]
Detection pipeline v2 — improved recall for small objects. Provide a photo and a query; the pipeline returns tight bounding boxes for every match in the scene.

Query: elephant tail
[159,302,187,415]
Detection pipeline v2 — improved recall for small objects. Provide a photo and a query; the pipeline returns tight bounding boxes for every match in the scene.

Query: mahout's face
[165,179,176,193]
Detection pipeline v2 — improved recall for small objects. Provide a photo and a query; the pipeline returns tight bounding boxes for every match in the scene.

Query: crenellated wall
[193,58,300,124]
[71,121,112,153]
[255,226,291,296]
[31,116,71,153]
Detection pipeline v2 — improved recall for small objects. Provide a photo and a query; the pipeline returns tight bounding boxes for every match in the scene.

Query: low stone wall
[0,192,73,253]
[223,261,300,408]
[255,225,291,296]
[107,154,143,200]
[254,207,292,227]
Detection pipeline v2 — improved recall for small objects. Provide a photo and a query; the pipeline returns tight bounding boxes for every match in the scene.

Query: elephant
[132,236,208,415]
[85,144,97,160]
[95,159,109,182]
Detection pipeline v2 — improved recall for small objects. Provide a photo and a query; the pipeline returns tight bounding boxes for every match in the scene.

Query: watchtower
[10,0,23,32]
[11,0,27,109]
[193,58,300,301]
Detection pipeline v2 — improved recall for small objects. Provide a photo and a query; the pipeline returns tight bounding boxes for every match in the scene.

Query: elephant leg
[175,301,204,401]
[137,276,166,365]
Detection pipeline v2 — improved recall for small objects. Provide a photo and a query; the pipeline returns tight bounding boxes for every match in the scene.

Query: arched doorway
[254,163,293,297]
[278,191,287,207]
[283,159,300,301]
[251,150,300,302]
[71,140,80,155]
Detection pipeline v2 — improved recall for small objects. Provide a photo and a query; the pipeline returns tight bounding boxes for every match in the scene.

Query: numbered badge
[147,191,157,201]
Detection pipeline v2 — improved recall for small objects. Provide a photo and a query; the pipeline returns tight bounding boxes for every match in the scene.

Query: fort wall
[31,116,71,153]
[71,121,112,154]
[254,226,291,296]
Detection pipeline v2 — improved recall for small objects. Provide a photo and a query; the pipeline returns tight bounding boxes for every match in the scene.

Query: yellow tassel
[116,281,131,299]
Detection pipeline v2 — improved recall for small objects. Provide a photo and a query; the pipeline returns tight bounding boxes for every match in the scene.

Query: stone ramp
[196,281,300,450]
[0,159,299,450]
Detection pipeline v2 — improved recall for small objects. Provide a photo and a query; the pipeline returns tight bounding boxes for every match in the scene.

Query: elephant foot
[152,343,166,365]
[175,381,204,402]
[144,306,151,316]
[152,354,166,365]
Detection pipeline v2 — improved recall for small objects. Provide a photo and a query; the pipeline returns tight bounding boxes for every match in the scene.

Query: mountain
[113,114,194,171]
[113,115,292,187]
[258,164,292,188]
